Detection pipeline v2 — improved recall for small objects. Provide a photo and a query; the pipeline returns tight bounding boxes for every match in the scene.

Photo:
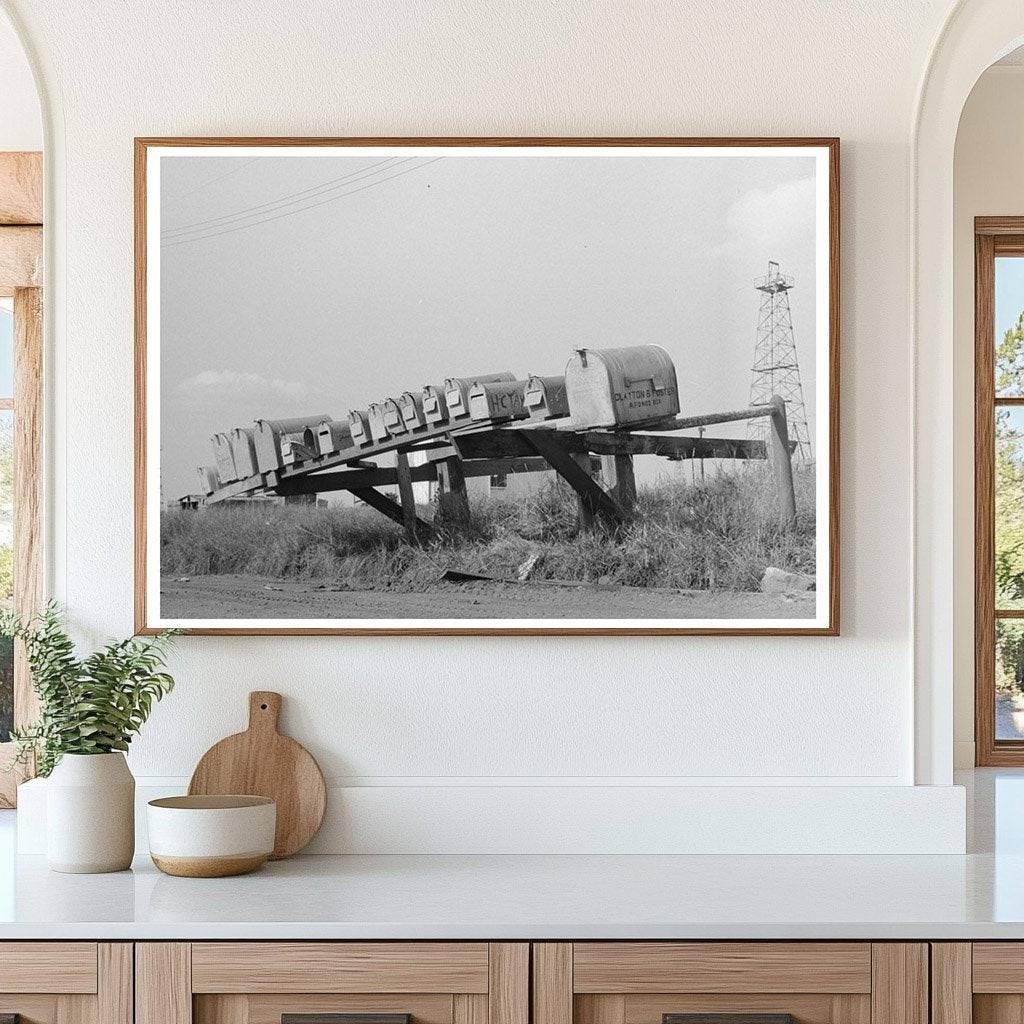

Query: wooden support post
[435,453,472,528]
[600,454,637,512]
[768,395,798,530]
[571,453,596,529]
[394,450,421,544]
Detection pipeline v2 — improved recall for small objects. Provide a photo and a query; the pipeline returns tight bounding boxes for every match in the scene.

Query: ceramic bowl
[147,795,276,877]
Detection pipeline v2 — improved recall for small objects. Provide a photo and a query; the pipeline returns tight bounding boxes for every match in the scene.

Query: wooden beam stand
[525,430,627,527]
[350,487,434,541]
[434,453,472,529]
[600,454,637,512]
[570,453,597,529]
[767,395,798,530]
[394,450,420,544]
[273,456,551,496]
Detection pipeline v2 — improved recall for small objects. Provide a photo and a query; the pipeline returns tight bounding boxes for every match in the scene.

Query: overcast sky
[159,150,818,499]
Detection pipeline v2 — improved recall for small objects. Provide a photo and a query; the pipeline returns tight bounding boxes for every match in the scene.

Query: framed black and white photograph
[135,137,839,636]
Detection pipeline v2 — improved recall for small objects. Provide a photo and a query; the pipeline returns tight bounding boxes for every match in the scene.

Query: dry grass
[161,464,817,593]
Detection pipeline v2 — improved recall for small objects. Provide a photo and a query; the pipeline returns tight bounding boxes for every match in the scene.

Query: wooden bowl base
[151,853,268,878]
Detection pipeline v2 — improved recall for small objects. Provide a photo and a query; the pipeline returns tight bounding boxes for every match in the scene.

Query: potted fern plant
[2,604,177,873]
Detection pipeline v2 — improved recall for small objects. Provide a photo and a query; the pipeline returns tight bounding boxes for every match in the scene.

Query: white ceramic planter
[46,752,135,873]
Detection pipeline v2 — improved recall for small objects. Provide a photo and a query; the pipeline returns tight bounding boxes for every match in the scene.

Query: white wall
[2,0,972,851]
[952,65,1024,767]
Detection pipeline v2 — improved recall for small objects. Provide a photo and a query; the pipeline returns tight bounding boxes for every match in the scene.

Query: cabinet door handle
[664,1016,797,1024]
[283,1016,411,1024]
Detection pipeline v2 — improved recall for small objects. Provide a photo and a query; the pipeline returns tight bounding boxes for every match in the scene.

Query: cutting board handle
[248,691,282,734]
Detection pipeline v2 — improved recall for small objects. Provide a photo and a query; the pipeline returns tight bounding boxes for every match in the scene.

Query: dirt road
[159,573,816,621]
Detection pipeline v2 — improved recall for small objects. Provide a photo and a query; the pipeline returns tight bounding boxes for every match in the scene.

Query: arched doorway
[914,0,1024,784]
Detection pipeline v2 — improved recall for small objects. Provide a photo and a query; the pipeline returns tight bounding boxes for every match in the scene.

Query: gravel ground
[159,573,817,621]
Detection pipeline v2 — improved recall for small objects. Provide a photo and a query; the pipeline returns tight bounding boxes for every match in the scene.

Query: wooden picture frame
[135,137,840,636]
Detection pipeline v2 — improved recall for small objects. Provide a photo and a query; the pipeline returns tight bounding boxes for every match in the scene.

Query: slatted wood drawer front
[573,944,872,994]
[0,942,98,993]
[191,943,491,993]
[533,944,925,1024]
[141,942,527,1024]
[0,942,131,1024]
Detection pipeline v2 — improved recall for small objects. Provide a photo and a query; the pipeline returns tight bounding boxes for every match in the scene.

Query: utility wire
[163,158,259,200]
[162,156,410,238]
[162,157,444,249]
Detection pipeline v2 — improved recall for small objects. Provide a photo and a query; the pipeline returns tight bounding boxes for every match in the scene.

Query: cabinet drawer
[934,942,1024,1024]
[535,943,925,1024]
[191,943,490,993]
[139,942,528,1024]
[0,943,130,1024]
[0,942,98,993]
[572,943,872,994]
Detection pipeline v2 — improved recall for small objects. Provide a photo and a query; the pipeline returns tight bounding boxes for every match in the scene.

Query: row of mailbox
[201,345,681,493]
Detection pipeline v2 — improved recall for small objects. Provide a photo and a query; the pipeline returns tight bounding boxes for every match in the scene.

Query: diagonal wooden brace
[523,430,628,526]
[350,487,434,542]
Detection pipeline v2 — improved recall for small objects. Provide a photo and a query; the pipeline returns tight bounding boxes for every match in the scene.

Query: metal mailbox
[349,409,372,447]
[399,390,427,430]
[212,432,238,484]
[254,415,330,473]
[421,384,449,425]
[229,427,258,478]
[281,433,315,465]
[381,397,407,435]
[468,380,528,422]
[444,371,515,421]
[197,465,221,495]
[524,375,569,420]
[367,402,390,443]
[564,345,679,428]
[317,419,352,456]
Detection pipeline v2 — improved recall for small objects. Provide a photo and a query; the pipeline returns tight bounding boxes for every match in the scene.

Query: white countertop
[1,848,1023,940]
[1,769,1021,941]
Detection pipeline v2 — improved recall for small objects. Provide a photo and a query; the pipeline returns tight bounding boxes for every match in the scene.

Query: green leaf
[7,604,178,775]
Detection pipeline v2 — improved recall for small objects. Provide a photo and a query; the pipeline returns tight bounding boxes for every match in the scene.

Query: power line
[162,156,410,238]
[162,157,444,249]
[163,158,259,200]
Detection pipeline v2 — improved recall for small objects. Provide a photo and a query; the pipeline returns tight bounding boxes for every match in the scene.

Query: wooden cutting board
[188,691,326,859]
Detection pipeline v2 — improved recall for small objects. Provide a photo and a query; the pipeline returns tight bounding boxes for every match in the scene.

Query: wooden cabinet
[533,943,928,1024]
[136,943,528,1024]
[0,942,132,1024]
[0,938,946,1024]
[931,943,1024,1024]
